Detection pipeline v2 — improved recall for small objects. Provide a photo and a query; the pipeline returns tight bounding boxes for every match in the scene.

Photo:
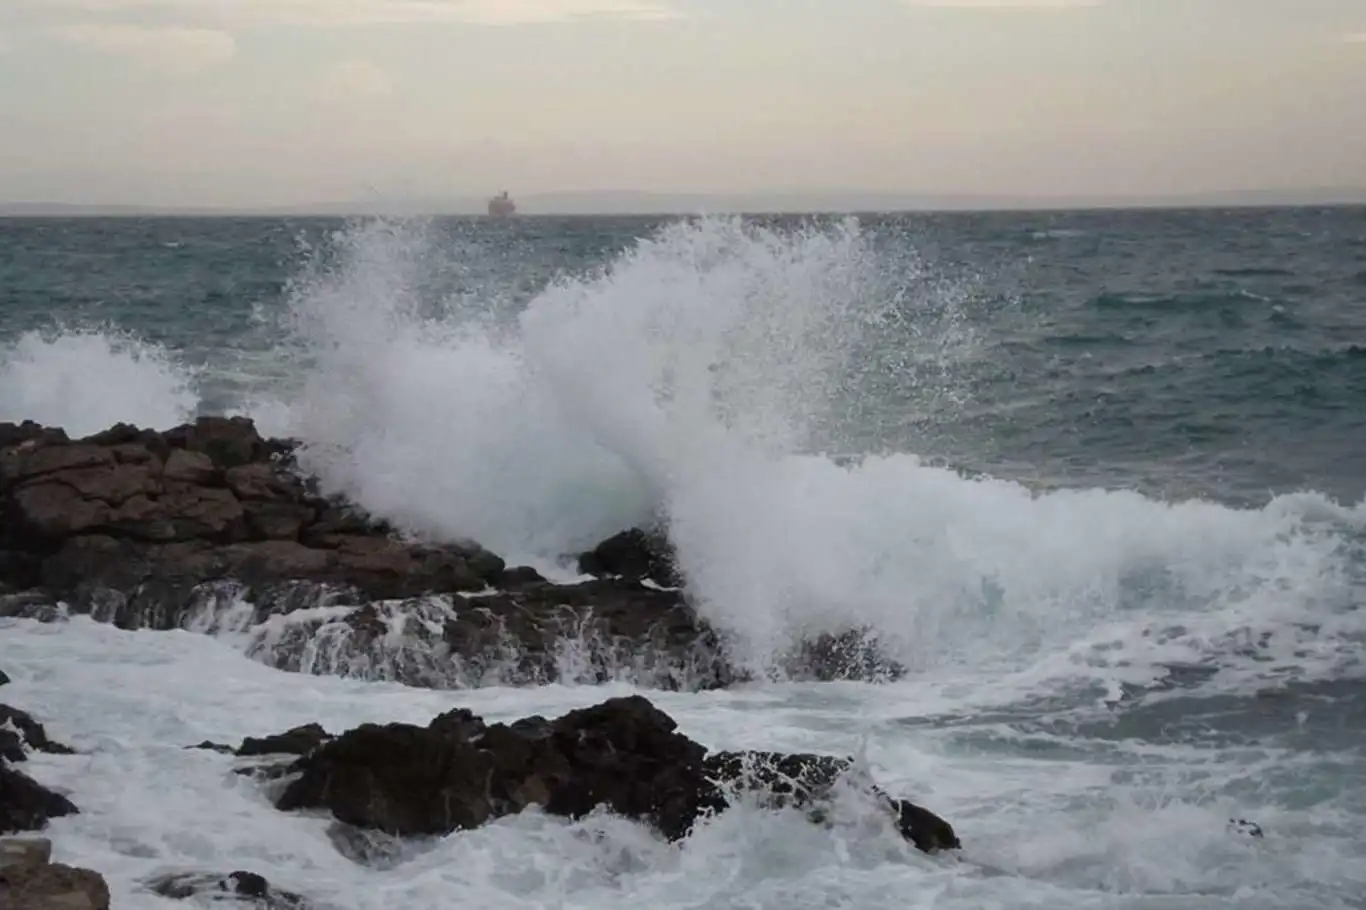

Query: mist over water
[3,210,1366,907]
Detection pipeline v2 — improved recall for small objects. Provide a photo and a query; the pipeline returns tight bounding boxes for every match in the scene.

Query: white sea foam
[0,327,199,435]
[3,617,1362,909]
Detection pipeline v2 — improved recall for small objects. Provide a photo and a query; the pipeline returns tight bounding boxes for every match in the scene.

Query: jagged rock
[0,765,79,833]
[270,695,957,853]
[0,859,110,910]
[0,705,75,759]
[238,723,331,757]
[782,629,907,683]
[498,565,548,589]
[147,869,310,908]
[578,527,682,587]
[0,670,9,688]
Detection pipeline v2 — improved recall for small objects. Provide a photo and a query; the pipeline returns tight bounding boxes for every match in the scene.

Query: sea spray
[264,216,1366,685]
[0,326,200,434]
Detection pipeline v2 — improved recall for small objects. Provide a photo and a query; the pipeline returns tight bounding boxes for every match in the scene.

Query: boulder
[578,527,682,587]
[0,765,79,834]
[238,723,331,757]
[269,695,957,853]
[0,858,110,910]
[147,870,311,908]
[0,670,8,688]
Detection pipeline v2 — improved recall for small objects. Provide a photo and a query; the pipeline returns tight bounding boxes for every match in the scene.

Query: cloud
[50,23,235,72]
[314,61,394,100]
[22,0,678,28]
[902,0,1100,8]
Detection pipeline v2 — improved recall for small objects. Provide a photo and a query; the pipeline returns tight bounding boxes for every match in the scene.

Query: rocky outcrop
[0,838,109,910]
[148,870,312,908]
[250,695,958,854]
[577,526,682,587]
[1,418,904,689]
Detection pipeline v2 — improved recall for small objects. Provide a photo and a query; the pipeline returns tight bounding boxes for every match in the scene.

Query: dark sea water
[2,209,1366,909]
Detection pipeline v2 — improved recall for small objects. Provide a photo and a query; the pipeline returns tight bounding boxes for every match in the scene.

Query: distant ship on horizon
[487,191,516,217]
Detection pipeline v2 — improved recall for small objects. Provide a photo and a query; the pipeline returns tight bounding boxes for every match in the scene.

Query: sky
[1,0,1364,209]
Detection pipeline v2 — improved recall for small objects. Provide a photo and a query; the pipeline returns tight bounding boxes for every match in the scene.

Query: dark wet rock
[0,670,8,688]
[0,705,75,758]
[188,740,237,755]
[1230,818,1264,838]
[782,628,907,683]
[271,695,957,853]
[499,565,548,589]
[148,869,311,908]
[0,589,62,622]
[238,723,331,757]
[578,527,682,587]
[0,765,79,833]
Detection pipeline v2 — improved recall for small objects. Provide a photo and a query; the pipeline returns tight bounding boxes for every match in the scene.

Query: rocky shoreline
[1,416,930,906]
[2,683,958,907]
[1,417,900,691]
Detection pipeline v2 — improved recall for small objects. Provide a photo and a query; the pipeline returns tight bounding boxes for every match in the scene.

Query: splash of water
[0,327,199,435]
[252,216,1366,683]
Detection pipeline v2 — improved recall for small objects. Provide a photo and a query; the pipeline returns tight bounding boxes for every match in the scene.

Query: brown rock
[0,860,110,910]
[0,444,113,490]
[162,448,216,485]
[43,463,160,505]
[243,501,314,541]
[171,416,265,469]
[10,483,111,538]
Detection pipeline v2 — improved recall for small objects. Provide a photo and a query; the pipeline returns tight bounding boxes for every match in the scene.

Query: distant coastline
[2,188,1364,218]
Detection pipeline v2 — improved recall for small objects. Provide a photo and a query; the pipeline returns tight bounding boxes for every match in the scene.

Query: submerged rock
[266,695,957,853]
[148,869,312,908]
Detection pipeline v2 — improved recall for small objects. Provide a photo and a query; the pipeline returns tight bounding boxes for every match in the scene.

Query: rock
[0,765,79,834]
[0,836,52,868]
[499,565,548,589]
[0,859,110,910]
[782,629,906,683]
[147,869,310,908]
[0,670,8,688]
[578,527,682,587]
[0,590,62,623]
[162,448,217,485]
[0,706,75,758]
[238,723,331,757]
[325,821,407,869]
[168,415,266,469]
[271,695,957,853]
[1230,818,1264,838]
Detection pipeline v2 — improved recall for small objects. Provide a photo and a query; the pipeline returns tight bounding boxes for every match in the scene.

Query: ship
[487,190,516,217]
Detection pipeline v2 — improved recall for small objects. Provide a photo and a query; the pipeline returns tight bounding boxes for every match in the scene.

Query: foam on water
[5,617,1364,909]
[253,216,1366,692]
[0,327,199,435]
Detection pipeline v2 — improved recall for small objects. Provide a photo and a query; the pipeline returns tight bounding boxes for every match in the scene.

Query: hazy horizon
[3,0,1365,208]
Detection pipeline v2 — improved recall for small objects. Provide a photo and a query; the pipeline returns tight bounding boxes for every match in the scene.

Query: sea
[2,208,1365,909]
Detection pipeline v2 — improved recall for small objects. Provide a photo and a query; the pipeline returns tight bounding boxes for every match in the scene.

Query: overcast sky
[1,0,1364,207]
